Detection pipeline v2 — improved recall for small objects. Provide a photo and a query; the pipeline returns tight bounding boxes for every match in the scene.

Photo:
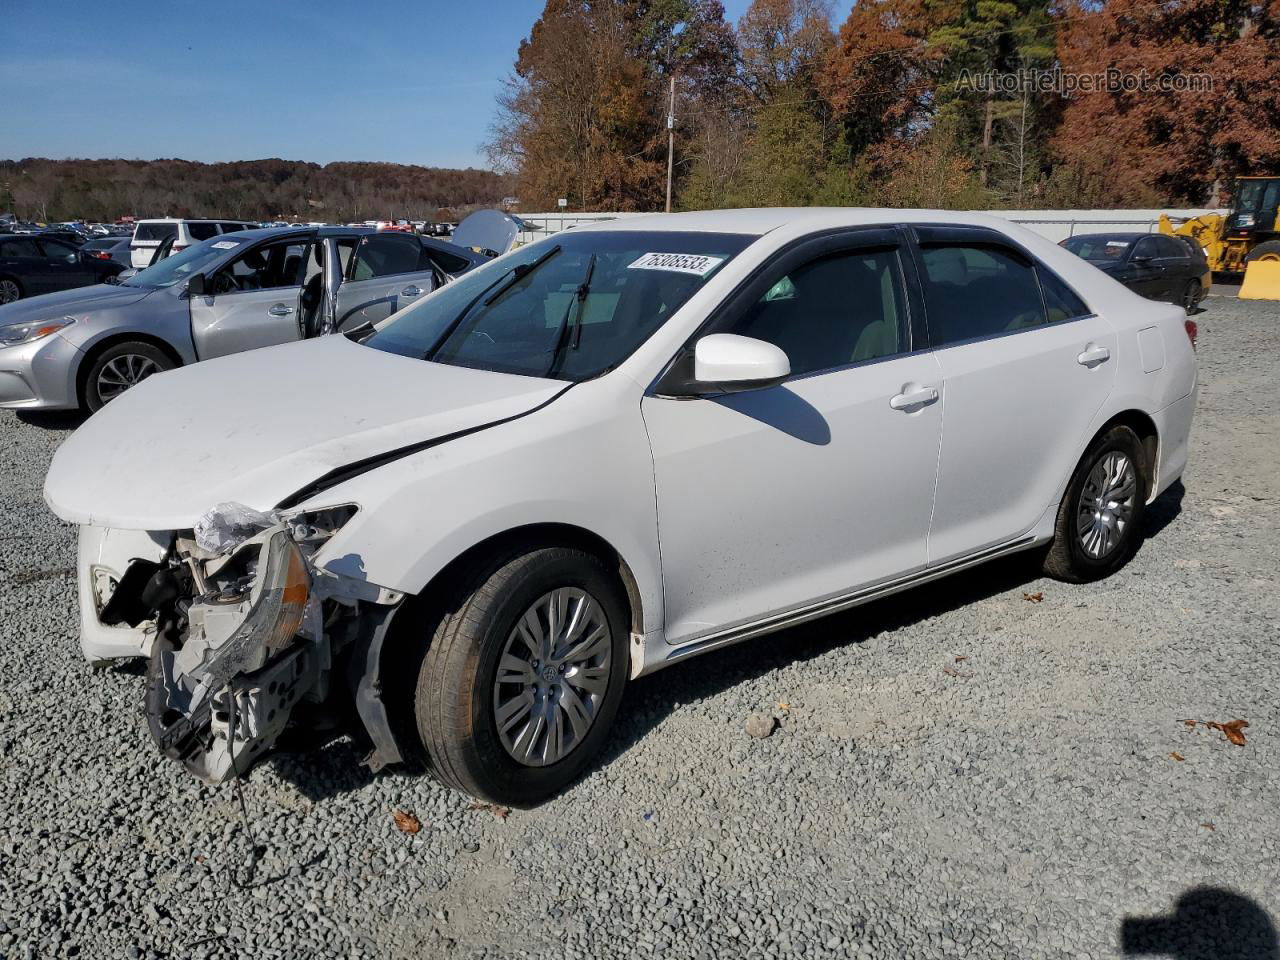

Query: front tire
[1042,425,1149,583]
[84,341,174,411]
[414,547,629,805]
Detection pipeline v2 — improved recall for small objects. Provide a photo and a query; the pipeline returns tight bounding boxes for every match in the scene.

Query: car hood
[44,336,567,530]
[0,283,154,325]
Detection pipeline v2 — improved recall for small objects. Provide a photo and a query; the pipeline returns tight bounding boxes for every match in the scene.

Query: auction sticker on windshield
[627,252,726,277]
[211,241,240,250]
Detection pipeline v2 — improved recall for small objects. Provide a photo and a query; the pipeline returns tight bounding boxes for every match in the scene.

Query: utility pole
[665,75,676,214]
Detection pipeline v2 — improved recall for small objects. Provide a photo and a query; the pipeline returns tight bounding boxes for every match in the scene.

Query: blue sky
[3,0,760,170]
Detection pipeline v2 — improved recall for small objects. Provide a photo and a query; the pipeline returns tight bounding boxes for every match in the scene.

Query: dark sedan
[0,234,126,304]
[1060,232,1210,314]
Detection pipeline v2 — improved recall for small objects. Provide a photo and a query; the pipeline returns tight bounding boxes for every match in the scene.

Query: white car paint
[46,208,1197,680]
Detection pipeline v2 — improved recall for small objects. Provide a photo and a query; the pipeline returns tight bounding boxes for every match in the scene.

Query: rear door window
[1038,270,1090,323]
[38,238,78,258]
[919,244,1047,345]
[350,234,423,280]
[1154,236,1188,260]
[135,223,178,242]
[187,223,219,241]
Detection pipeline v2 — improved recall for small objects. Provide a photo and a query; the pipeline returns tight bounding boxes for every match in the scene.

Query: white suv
[46,208,1198,804]
[130,218,258,268]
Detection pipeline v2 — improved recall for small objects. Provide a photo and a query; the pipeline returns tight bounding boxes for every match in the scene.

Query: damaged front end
[103,503,401,784]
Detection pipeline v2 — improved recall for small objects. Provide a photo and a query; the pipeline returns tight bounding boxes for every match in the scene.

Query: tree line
[0,158,514,224]
[488,0,1280,212]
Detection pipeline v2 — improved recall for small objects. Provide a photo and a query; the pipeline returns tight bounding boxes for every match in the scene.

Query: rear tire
[1042,425,1149,583]
[84,341,174,411]
[1181,280,1200,315]
[414,547,629,805]
[0,276,23,304]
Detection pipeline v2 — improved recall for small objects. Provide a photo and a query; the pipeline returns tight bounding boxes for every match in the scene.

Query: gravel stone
[745,714,778,738]
[0,295,1277,959]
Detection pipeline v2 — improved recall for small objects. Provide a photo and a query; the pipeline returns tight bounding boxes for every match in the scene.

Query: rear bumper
[0,333,82,410]
[77,525,170,663]
[1152,387,1198,499]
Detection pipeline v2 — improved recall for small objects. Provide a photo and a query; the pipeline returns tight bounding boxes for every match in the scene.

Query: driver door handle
[401,285,423,298]
[1077,344,1110,366]
[889,386,939,410]
[268,303,294,317]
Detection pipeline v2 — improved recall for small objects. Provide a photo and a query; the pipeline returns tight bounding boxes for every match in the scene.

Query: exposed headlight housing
[0,316,76,347]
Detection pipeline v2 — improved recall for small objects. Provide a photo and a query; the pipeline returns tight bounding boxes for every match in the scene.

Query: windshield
[365,230,753,381]
[122,236,244,288]
[1062,236,1133,261]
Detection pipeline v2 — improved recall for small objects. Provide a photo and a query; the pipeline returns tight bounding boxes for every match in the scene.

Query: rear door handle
[401,285,423,298]
[268,303,294,317]
[889,386,939,411]
[1077,344,1110,366]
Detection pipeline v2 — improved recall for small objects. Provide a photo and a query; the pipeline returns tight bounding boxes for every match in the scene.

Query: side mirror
[186,273,207,297]
[693,334,790,392]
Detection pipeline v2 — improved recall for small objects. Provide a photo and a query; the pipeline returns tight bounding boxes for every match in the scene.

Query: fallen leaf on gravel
[1023,592,1044,603]
[1169,752,1185,762]
[1200,822,1216,831]
[954,655,968,663]
[943,664,971,679]
[392,809,422,834]
[776,701,790,712]
[468,802,511,820]
[1178,718,1250,746]
[1217,719,1250,746]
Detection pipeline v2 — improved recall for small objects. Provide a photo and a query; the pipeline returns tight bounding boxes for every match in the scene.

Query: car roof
[568,207,1055,237]
[217,225,380,241]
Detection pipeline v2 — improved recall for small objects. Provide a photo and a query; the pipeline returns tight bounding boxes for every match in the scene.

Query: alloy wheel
[1076,451,1137,559]
[96,354,160,402]
[0,280,20,304]
[492,587,612,767]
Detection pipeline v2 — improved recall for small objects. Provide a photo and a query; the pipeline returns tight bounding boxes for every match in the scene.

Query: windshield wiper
[424,244,561,361]
[545,253,596,378]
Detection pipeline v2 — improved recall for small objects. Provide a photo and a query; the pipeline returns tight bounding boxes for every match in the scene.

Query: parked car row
[34,208,1198,805]
[0,233,126,303]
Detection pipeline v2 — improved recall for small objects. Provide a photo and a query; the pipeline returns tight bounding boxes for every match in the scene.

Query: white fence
[513,208,1225,245]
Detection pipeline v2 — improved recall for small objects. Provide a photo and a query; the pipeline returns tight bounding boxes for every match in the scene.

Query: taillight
[171,244,187,253]
[90,251,111,260]
[1184,319,1198,350]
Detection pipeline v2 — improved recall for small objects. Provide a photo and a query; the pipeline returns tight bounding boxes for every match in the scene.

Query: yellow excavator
[1159,176,1280,299]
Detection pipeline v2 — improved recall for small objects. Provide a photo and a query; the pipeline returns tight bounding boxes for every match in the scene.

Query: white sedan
[44,208,1198,804]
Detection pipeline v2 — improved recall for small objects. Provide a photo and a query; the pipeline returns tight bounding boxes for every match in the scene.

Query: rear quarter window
[135,223,178,242]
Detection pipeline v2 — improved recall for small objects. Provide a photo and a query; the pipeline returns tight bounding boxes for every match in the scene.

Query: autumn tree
[1053,0,1280,205]
[488,0,736,211]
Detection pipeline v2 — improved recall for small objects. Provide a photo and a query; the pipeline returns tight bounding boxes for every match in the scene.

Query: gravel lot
[1,294,1278,960]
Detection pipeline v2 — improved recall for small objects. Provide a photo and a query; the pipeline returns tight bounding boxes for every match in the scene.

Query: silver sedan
[0,226,488,411]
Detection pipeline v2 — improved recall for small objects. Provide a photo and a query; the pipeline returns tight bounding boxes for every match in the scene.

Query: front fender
[305,378,664,636]
[63,291,198,366]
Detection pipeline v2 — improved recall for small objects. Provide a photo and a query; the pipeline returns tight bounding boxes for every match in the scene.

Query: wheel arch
[74,332,185,406]
[414,521,645,638]
[1092,408,1159,501]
